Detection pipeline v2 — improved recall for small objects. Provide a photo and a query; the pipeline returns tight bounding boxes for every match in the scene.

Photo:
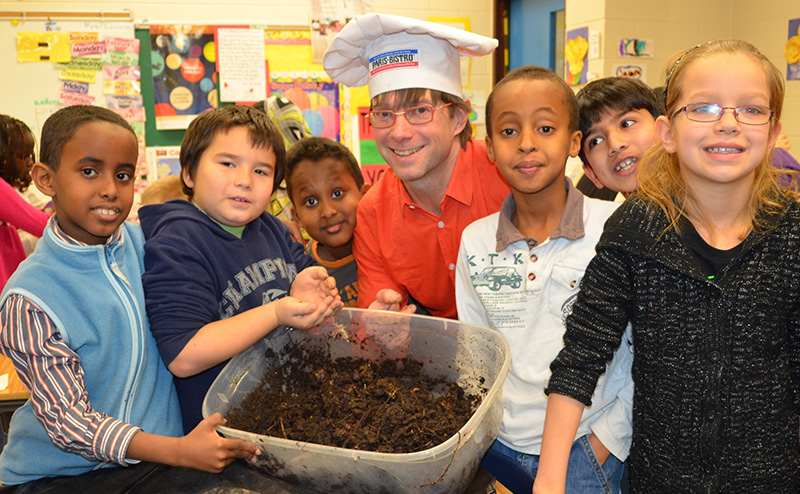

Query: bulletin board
[1,17,384,184]
[137,25,362,149]
[0,17,137,139]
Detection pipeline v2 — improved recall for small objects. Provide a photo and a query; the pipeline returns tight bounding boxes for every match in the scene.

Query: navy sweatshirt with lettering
[140,200,315,432]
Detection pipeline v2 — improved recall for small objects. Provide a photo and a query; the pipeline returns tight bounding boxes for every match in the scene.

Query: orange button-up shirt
[354,139,509,319]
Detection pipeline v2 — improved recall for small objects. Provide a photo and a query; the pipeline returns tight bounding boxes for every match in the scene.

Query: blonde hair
[637,39,795,234]
[141,175,188,205]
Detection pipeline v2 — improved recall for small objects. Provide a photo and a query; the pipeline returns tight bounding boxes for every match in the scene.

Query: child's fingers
[324,275,337,289]
[306,266,329,281]
[224,438,261,459]
[208,412,225,425]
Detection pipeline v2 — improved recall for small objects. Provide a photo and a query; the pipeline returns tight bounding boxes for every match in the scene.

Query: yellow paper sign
[59,68,96,84]
[17,32,71,63]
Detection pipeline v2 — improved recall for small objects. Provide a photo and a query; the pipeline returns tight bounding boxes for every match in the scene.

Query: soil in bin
[225,343,486,454]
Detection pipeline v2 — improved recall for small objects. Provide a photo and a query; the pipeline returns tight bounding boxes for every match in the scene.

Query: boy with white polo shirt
[455,66,633,494]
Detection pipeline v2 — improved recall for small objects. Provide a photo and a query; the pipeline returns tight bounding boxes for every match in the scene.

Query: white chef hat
[323,13,498,99]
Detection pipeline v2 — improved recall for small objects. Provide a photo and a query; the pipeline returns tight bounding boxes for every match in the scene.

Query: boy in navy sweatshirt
[140,105,341,433]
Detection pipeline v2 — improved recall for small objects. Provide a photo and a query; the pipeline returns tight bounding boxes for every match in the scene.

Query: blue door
[509,0,565,77]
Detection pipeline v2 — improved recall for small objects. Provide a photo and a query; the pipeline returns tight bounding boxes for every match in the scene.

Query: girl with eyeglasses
[533,39,800,493]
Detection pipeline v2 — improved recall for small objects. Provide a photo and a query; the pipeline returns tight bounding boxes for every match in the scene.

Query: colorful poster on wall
[271,81,340,141]
[565,27,589,86]
[150,25,218,130]
[309,0,373,63]
[145,146,183,179]
[618,38,653,57]
[216,27,268,103]
[614,64,645,80]
[785,18,800,80]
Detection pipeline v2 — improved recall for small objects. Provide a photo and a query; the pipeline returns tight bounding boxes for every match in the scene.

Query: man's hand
[368,288,416,313]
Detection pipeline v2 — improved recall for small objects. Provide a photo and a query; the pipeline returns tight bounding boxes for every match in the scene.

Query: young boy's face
[485,78,581,196]
[290,157,363,259]
[183,125,276,227]
[581,108,657,195]
[33,121,137,245]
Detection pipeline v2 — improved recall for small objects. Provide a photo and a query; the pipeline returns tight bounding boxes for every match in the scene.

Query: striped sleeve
[0,294,141,465]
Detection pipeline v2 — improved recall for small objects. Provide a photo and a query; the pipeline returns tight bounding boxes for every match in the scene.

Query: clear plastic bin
[203,308,510,494]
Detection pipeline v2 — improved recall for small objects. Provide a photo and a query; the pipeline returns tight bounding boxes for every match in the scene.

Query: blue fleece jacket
[0,222,182,484]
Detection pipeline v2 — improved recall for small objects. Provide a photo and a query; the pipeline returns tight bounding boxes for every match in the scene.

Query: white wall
[731,0,800,160]
[566,0,800,159]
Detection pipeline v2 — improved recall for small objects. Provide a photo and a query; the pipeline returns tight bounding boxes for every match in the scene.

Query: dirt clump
[225,344,482,454]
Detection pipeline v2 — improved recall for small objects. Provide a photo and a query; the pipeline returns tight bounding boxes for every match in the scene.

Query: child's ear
[288,204,302,225]
[360,183,372,195]
[31,162,56,198]
[582,164,605,189]
[451,106,468,137]
[181,168,195,190]
[485,135,495,162]
[655,115,677,153]
[568,130,582,158]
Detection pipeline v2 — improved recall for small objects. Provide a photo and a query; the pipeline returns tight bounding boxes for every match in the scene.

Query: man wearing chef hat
[323,13,509,319]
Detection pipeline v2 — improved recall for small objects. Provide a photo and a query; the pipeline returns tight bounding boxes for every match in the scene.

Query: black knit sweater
[547,197,800,493]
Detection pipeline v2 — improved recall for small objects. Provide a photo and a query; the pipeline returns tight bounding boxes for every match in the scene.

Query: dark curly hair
[0,116,36,192]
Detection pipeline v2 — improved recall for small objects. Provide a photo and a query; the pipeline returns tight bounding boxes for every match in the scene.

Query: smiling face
[485,78,581,197]
[657,52,778,195]
[183,125,276,227]
[582,108,656,195]
[34,121,138,245]
[290,157,363,260]
[371,90,467,188]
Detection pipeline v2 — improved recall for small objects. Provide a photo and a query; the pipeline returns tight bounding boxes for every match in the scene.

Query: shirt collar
[51,216,122,247]
[495,177,585,252]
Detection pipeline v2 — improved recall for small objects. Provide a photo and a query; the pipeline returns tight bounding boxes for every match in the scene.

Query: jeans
[490,434,628,494]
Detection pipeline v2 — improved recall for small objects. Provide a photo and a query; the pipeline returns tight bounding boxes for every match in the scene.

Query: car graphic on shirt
[470,266,523,291]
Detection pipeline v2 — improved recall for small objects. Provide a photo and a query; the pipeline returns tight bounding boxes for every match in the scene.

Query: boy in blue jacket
[0,105,260,487]
[140,105,341,433]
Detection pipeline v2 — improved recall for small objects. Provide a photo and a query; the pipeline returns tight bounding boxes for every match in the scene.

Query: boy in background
[455,67,633,493]
[575,77,662,201]
[286,137,368,308]
[0,105,260,487]
[140,105,341,433]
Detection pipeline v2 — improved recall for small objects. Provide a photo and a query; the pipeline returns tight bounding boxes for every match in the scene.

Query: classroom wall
[0,0,496,139]
[7,1,800,156]
[565,0,800,159]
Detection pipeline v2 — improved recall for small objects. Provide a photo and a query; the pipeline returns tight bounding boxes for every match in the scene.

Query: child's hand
[368,288,417,313]
[180,413,261,473]
[280,267,342,329]
[290,267,342,309]
[275,294,341,330]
